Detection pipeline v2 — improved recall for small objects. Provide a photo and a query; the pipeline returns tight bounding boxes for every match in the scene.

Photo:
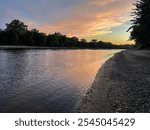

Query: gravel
[75,50,150,113]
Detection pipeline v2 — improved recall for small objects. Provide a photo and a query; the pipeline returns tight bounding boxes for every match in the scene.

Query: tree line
[0,19,132,49]
[128,0,150,48]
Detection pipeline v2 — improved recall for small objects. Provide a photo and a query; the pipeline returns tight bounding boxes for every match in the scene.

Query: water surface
[0,49,121,112]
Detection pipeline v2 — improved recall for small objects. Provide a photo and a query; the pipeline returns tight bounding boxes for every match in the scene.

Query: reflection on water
[0,49,121,112]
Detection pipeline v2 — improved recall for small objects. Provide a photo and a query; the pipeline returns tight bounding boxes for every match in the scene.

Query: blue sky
[0,0,136,44]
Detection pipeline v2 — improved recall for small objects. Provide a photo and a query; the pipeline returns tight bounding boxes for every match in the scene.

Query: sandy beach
[76,50,150,113]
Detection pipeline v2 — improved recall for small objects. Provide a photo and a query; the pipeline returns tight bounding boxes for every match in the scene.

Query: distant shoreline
[0,46,71,50]
[0,46,123,50]
[75,50,150,113]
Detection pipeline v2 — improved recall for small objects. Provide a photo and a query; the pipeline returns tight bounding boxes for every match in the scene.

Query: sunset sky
[0,0,136,44]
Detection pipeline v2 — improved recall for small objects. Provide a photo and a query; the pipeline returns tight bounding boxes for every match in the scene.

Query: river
[0,49,121,112]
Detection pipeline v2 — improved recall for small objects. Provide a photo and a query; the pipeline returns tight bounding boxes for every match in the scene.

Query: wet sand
[76,50,150,113]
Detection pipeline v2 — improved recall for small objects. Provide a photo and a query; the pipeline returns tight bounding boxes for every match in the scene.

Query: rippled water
[0,49,121,112]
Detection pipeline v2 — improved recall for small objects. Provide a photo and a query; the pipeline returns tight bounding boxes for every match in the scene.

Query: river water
[0,49,121,112]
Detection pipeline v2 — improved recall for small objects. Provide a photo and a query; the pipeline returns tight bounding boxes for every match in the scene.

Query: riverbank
[0,46,131,50]
[76,50,150,113]
[0,46,74,50]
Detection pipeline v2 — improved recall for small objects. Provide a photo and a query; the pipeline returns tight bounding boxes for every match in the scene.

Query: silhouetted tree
[80,39,86,43]
[91,39,97,43]
[30,29,46,46]
[128,0,150,48]
[70,37,79,47]
[5,19,28,45]
[0,29,5,45]
[5,19,27,32]
[79,39,87,48]
[0,19,133,49]
[46,33,60,47]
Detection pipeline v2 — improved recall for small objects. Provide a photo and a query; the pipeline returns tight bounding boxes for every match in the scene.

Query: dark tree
[80,39,87,43]
[128,0,150,48]
[69,37,79,47]
[30,29,46,46]
[91,39,97,43]
[0,29,5,45]
[0,19,133,49]
[46,33,60,47]
[5,19,28,45]
[5,19,27,32]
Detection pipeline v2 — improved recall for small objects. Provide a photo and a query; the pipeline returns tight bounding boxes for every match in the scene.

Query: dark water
[0,49,121,113]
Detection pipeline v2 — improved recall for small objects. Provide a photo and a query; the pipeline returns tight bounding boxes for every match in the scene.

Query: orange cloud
[27,0,135,44]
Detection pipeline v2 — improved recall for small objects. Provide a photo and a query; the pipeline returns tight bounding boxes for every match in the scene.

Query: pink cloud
[35,0,134,37]
[24,0,135,44]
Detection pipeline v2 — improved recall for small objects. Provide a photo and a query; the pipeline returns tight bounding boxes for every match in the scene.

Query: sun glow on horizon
[0,0,136,45]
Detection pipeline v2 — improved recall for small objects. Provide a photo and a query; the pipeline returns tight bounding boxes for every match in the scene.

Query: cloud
[0,0,136,43]
[32,0,135,39]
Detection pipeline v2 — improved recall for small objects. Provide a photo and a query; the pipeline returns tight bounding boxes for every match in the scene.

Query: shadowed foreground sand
[76,50,150,113]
